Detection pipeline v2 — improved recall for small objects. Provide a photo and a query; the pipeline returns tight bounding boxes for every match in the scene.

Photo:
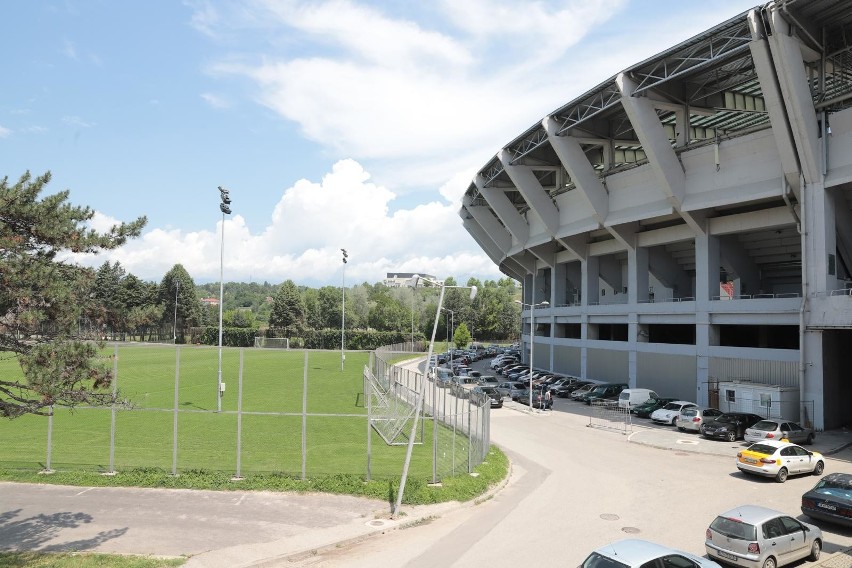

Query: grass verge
[0,552,186,567]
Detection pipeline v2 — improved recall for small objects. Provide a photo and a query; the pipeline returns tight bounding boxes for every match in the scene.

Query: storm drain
[622,527,641,534]
[600,513,620,521]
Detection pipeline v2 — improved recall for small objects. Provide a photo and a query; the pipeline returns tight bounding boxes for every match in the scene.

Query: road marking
[676,439,699,445]
[75,487,95,496]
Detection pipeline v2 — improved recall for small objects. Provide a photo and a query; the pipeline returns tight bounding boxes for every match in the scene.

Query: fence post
[108,343,118,474]
[234,348,244,480]
[365,366,372,481]
[301,350,308,480]
[467,396,472,474]
[171,346,180,476]
[44,405,54,473]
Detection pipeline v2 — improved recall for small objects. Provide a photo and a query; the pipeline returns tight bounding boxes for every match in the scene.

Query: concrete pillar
[554,262,568,307]
[628,246,650,304]
[582,256,600,305]
[695,233,720,306]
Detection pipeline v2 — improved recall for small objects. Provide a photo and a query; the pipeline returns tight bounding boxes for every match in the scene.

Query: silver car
[676,407,723,432]
[744,418,816,445]
[582,538,722,568]
[705,504,822,568]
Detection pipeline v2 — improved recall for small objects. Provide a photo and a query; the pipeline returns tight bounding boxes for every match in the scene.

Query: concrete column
[695,233,720,307]
[554,262,568,307]
[804,181,838,295]
[582,256,600,305]
[628,246,649,304]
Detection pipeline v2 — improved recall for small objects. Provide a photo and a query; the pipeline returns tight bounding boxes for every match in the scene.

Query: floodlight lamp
[219,203,232,214]
[411,274,420,288]
[469,285,477,300]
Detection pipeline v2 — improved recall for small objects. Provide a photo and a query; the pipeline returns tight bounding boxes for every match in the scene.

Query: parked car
[801,472,852,528]
[516,388,552,410]
[583,383,627,405]
[570,383,598,401]
[581,538,722,568]
[477,375,499,387]
[632,397,676,418]
[650,401,697,425]
[736,440,825,482]
[705,504,822,567]
[450,376,481,398]
[495,381,523,399]
[700,412,764,442]
[676,407,723,432]
[472,386,503,408]
[508,382,528,401]
[552,379,589,398]
[744,418,816,445]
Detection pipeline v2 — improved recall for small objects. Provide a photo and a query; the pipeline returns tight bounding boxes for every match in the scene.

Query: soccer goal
[254,337,290,349]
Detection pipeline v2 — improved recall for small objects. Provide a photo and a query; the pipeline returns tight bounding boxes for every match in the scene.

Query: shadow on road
[0,508,128,552]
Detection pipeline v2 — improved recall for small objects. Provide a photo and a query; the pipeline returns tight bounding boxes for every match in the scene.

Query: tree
[0,171,146,418]
[269,280,306,334]
[159,265,200,343]
[453,322,472,349]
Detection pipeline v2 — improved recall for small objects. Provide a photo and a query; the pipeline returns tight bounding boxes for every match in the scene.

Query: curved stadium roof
[463,0,852,234]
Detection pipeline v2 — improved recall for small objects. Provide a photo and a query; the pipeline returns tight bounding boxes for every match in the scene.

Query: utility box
[717,381,799,420]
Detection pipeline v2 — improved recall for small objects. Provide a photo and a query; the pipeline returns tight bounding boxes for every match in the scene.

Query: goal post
[254,337,290,349]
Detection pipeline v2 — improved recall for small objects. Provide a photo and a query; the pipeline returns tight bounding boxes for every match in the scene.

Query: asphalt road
[2,355,851,568]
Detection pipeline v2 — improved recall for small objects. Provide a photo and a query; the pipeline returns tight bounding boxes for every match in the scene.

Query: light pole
[172,279,179,343]
[515,298,549,413]
[410,277,419,348]
[217,185,232,413]
[394,275,477,518]
[441,307,454,366]
[341,248,347,371]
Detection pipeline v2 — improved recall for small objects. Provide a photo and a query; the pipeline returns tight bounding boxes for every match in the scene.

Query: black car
[516,388,553,409]
[473,386,504,409]
[700,412,764,442]
[632,397,677,418]
[553,380,590,398]
[801,472,852,527]
[582,384,627,405]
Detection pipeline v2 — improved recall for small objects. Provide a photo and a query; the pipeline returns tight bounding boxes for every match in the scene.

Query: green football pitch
[0,344,440,479]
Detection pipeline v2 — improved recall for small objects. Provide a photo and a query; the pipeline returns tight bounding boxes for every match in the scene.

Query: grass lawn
[0,344,509,568]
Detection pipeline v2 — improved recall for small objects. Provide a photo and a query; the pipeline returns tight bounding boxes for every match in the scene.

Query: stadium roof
[466,0,852,210]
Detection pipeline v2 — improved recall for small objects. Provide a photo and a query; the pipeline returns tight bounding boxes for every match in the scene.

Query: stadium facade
[459,0,852,430]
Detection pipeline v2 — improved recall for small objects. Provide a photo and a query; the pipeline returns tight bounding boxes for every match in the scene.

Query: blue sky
[2,0,759,286]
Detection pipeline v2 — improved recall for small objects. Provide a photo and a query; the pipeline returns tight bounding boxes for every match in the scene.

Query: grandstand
[460,0,852,430]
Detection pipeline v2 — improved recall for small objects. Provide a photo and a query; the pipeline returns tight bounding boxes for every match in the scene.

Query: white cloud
[62,39,78,60]
[0,125,11,138]
[62,116,94,128]
[200,92,229,108]
[73,159,502,285]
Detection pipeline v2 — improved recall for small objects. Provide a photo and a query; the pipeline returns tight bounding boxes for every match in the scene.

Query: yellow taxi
[736,440,825,483]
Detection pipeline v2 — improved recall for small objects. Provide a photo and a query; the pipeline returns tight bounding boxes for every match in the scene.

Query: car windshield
[662,403,681,410]
[750,420,777,431]
[580,552,629,568]
[591,386,608,394]
[717,414,737,423]
[710,516,757,541]
[681,409,697,417]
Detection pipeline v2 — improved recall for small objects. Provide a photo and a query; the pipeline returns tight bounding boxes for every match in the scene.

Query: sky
[2,0,760,287]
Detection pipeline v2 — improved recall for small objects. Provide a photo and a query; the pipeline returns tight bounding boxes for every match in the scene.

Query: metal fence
[8,342,490,484]
[588,401,633,434]
[367,343,491,480]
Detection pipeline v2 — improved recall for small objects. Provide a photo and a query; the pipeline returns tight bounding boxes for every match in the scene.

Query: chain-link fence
[5,342,490,484]
[367,343,491,481]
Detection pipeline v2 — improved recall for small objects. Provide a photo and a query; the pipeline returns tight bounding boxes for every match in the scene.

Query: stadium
[459,0,852,430]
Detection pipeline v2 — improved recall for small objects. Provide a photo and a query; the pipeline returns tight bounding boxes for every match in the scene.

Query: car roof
[716,505,786,525]
[745,440,800,450]
[593,539,682,564]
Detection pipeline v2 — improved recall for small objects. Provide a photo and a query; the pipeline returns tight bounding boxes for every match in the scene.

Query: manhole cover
[676,439,699,445]
[622,527,641,534]
[600,513,620,521]
[367,520,388,527]
[674,451,691,456]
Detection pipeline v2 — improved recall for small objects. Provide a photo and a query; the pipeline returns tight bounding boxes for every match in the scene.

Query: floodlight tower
[341,248,348,371]
[217,185,232,413]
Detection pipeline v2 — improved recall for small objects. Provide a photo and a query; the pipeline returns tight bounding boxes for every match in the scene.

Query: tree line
[92,261,522,347]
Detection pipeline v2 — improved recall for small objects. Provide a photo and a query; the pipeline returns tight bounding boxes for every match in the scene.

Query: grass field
[0,344,446,479]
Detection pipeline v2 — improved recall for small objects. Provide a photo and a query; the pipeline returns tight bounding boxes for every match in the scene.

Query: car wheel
[806,433,815,445]
[725,431,737,443]
[762,557,776,568]
[775,467,788,483]
[671,417,677,426]
[809,539,821,561]
[814,461,824,475]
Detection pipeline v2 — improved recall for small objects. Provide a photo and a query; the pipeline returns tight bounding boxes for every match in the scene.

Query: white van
[618,388,658,409]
